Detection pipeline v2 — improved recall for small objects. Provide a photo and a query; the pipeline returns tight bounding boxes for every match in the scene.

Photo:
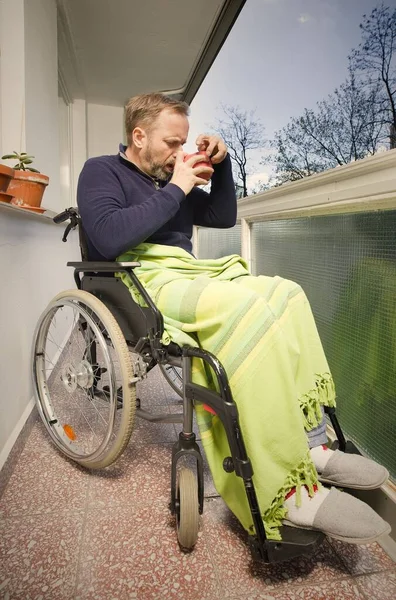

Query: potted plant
[1,151,49,208]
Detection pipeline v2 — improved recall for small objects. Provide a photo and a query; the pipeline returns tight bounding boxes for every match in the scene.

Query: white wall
[0,0,82,468]
[0,1,125,468]
[0,219,80,468]
[71,99,88,200]
[0,0,26,157]
[0,0,62,212]
[59,95,72,207]
[24,0,62,212]
[87,103,124,158]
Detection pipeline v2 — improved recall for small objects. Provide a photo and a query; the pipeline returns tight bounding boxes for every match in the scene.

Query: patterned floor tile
[238,578,366,599]
[204,495,229,518]
[87,442,172,508]
[355,569,396,600]
[74,503,219,600]
[136,365,170,408]
[0,447,89,518]
[203,498,348,598]
[328,538,395,575]
[21,419,55,456]
[131,404,178,445]
[0,511,84,600]
[2,365,395,600]
[0,410,38,500]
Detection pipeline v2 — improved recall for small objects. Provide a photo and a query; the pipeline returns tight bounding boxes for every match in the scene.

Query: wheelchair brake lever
[62,215,80,242]
[62,223,73,242]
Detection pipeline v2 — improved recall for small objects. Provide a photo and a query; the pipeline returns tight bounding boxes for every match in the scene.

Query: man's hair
[125,93,190,145]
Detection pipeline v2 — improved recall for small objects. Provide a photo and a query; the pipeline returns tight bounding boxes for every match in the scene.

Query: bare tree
[270,120,325,184]
[211,105,266,197]
[271,3,396,184]
[350,3,396,147]
[272,67,385,184]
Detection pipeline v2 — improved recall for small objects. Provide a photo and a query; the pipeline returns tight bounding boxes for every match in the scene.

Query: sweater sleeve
[191,154,237,228]
[77,159,185,259]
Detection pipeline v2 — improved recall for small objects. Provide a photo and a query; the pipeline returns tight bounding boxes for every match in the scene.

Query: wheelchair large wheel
[32,289,135,469]
[159,364,183,398]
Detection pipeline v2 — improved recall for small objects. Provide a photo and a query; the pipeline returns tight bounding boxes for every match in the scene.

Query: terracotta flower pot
[7,170,49,208]
[0,164,15,192]
[0,192,14,203]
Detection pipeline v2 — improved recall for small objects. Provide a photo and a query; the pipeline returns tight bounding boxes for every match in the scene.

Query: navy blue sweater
[77,146,237,261]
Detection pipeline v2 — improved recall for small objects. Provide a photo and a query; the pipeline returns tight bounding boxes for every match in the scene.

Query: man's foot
[284,485,391,544]
[310,445,389,490]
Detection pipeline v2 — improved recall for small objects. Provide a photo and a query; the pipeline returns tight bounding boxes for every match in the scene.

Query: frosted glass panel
[252,212,396,480]
[197,225,241,259]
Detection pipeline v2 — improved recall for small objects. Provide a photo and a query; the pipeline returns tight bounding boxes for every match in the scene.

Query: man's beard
[143,143,172,181]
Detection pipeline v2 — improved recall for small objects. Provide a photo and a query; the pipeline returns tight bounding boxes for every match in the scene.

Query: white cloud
[247,170,270,187]
[298,13,312,24]
[260,148,274,158]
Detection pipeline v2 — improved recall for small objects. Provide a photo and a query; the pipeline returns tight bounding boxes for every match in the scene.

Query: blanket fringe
[257,451,320,540]
[298,373,336,431]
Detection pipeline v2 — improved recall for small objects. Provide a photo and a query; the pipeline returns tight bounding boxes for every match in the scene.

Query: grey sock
[306,406,327,448]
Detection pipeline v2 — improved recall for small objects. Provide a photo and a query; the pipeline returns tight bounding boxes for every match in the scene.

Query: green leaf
[22,159,33,164]
[1,154,17,160]
[22,155,35,161]
[27,167,40,173]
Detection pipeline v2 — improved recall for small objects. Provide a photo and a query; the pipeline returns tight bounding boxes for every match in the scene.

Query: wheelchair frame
[50,208,353,563]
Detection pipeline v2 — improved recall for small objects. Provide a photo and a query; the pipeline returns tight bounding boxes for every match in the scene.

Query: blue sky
[187,0,396,188]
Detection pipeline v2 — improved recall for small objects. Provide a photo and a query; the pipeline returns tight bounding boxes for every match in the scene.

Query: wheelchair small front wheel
[32,289,135,469]
[176,468,199,550]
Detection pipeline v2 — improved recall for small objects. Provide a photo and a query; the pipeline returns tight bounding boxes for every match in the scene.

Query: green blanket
[118,243,336,539]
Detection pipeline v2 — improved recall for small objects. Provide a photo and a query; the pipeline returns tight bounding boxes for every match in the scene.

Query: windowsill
[0,200,59,222]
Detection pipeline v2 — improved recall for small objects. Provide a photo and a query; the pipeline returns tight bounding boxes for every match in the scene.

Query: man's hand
[196,134,227,164]
[170,151,214,195]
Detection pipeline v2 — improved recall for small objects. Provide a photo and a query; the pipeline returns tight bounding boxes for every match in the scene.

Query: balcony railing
[195,149,396,482]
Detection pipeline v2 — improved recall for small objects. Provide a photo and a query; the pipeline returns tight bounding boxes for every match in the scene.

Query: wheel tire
[176,468,199,550]
[32,289,135,469]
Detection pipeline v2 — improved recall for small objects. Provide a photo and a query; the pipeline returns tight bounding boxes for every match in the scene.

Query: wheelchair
[31,207,356,563]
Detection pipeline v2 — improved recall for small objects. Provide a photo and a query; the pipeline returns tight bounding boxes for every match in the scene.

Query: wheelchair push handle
[53,207,76,224]
[53,207,81,242]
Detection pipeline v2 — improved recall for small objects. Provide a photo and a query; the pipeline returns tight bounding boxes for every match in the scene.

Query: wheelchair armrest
[67,261,141,272]
[68,261,141,291]
[68,260,164,348]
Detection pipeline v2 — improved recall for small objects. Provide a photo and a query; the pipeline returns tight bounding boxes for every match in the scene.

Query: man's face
[140,108,189,180]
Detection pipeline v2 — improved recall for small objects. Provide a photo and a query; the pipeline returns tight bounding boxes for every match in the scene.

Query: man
[78,93,390,544]
[77,94,234,262]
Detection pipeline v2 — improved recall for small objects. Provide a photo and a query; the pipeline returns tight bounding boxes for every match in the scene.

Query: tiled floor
[0,367,395,599]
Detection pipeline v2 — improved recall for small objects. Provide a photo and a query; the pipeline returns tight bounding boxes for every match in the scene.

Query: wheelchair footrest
[248,526,325,563]
[331,439,361,455]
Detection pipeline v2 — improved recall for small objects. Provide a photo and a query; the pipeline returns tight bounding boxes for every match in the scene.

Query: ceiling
[57,0,246,106]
